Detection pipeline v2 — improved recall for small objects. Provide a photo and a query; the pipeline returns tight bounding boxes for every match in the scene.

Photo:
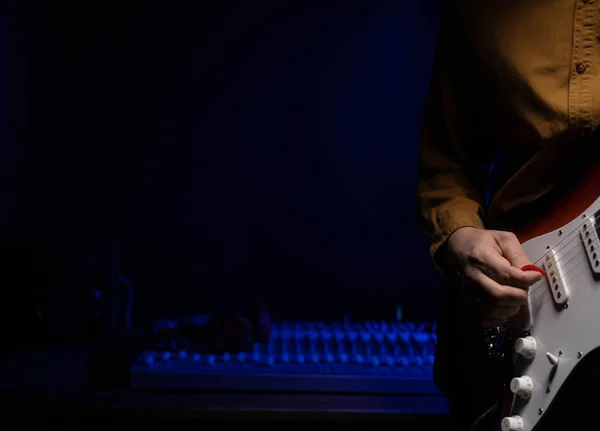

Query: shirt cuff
[429,206,486,273]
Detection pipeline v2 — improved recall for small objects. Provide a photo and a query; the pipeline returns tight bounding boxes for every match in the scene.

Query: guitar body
[493,156,600,431]
[432,152,600,431]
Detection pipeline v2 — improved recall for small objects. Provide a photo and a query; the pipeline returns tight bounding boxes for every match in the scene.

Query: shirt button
[576,63,587,74]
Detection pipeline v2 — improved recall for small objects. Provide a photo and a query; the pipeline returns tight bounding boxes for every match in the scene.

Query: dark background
[4,0,445,334]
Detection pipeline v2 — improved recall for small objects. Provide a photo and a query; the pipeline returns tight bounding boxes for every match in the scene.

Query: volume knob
[510,375,533,399]
[501,415,524,431]
[514,336,537,359]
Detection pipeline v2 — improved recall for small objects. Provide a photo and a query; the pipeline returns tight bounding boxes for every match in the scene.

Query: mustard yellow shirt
[417,0,600,263]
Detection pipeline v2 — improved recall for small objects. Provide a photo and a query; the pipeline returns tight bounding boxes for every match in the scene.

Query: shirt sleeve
[416,2,491,268]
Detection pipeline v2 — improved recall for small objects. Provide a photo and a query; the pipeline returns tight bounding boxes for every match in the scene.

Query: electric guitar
[435,143,600,431]
[496,154,600,431]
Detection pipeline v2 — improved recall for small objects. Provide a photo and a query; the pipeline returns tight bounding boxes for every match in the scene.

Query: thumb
[493,231,544,285]
[493,231,533,268]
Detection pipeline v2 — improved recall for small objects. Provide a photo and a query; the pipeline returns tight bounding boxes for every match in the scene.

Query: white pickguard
[504,196,600,431]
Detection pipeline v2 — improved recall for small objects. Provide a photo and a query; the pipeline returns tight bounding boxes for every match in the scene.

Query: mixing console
[131,321,442,395]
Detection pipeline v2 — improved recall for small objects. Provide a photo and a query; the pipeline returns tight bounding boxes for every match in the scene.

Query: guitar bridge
[543,249,570,306]
[581,213,600,275]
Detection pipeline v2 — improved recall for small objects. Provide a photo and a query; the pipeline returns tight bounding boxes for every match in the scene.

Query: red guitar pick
[521,264,546,277]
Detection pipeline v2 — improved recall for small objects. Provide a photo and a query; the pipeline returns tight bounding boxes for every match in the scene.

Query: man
[416,0,599,429]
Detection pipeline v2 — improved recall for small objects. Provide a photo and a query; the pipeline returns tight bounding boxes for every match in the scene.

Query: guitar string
[459,205,598,321]
[466,212,594,316]
[530,258,589,312]
[527,240,588,303]
[497,212,595,300]
[525,213,596,300]
[527,235,587,300]
[516,255,592,329]
[496,212,598,320]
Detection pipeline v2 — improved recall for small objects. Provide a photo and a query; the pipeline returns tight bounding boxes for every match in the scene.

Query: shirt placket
[569,0,598,133]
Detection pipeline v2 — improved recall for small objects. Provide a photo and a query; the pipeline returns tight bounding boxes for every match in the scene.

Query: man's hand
[446,227,543,327]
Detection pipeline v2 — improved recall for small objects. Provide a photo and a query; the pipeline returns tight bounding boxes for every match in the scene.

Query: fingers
[468,269,529,306]
[469,232,543,288]
[468,267,526,326]
[489,305,522,319]
[451,228,543,327]
[474,248,543,288]
[493,231,533,268]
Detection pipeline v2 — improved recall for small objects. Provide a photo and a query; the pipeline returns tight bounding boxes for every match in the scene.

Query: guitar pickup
[543,249,570,306]
[580,215,600,275]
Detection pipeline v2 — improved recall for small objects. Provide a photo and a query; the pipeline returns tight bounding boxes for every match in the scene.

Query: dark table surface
[0,346,453,429]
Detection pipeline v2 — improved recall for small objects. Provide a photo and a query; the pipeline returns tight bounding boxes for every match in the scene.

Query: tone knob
[514,336,537,359]
[501,415,524,431]
[510,375,533,399]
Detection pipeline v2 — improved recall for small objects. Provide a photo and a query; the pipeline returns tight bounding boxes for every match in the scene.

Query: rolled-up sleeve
[416,3,490,267]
